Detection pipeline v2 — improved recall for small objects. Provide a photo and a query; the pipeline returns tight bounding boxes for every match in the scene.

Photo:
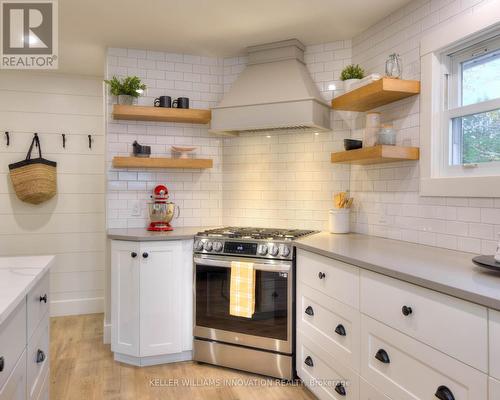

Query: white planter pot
[118,95,135,105]
[343,79,361,92]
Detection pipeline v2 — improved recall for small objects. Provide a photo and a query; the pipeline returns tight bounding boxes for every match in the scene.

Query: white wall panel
[0,71,105,316]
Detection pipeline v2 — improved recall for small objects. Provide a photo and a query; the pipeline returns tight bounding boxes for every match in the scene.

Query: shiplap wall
[0,71,105,316]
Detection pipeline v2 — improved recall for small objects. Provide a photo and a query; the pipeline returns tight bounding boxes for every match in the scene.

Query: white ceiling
[59,0,412,76]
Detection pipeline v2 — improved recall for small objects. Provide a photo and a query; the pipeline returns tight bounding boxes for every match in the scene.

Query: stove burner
[197,227,317,241]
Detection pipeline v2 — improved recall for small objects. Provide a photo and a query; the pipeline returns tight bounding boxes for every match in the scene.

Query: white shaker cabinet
[111,239,193,366]
[490,310,500,380]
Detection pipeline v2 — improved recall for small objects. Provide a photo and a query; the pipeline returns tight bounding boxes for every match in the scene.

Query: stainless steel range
[193,227,317,380]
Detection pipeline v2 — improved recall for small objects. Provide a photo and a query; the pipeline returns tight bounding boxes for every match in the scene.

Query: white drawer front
[490,309,500,380]
[27,271,50,341]
[35,365,49,400]
[0,301,26,390]
[490,377,500,400]
[0,350,26,400]
[297,250,359,309]
[360,270,488,372]
[360,378,391,400]
[361,314,488,400]
[297,283,360,372]
[27,314,49,400]
[297,335,359,400]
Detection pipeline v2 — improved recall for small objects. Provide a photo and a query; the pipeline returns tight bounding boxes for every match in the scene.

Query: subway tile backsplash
[107,0,500,254]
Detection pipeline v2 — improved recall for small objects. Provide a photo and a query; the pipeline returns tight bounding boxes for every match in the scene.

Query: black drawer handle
[335,324,346,336]
[335,383,346,396]
[36,349,46,364]
[318,272,326,279]
[435,385,455,400]
[305,306,314,316]
[0,356,4,372]
[402,305,413,316]
[304,356,314,367]
[375,349,390,364]
[142,252,149,258]
[39,294,47,303]
[131,252,137,258]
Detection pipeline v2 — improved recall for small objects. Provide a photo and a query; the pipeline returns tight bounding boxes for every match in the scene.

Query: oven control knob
[194,240,204,251]
[280,245,291,257]
[257,244,268,255]
[268,244,279,257]
[204,241,213,251]
[213,241,223,252]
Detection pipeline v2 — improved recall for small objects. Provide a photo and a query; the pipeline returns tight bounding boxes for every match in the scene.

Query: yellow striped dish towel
[229,261,256,318]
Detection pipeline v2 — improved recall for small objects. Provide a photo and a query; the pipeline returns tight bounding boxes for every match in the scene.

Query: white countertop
[296,232,500,310]
[0,255,54,325]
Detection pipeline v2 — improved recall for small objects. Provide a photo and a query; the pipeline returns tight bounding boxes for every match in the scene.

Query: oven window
[196,264,288,340]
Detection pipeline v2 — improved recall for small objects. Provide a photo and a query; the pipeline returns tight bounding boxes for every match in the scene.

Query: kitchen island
[0,255,53,400]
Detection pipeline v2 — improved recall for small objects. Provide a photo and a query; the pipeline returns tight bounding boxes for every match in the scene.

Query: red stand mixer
[147,185,180,231]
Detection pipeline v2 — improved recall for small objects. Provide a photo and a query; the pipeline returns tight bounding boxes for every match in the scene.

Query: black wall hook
[4,131,9,146]
[34,132,38,147]
[62,133,66,148]
[88,134,92,149]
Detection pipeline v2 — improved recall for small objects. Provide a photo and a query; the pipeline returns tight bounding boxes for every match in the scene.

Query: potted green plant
[104,76,146,105]
[340,64,365,92]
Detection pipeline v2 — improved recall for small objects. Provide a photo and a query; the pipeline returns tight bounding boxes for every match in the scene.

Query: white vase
[343,78,361,92]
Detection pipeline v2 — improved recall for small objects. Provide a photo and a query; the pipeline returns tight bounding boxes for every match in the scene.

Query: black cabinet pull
[131,252,137,258]
[142,252,149,258]
[36,349,46,364]
[335,324,346,336]
[335,383,346,396]
[318,272,326,279]
[0,356,4,372]
[375,349,390,364]
[39,294,47,303]
[402,305,413,316]
[305,306,314,316]
[435,385,455,400]
[304,356,314,367]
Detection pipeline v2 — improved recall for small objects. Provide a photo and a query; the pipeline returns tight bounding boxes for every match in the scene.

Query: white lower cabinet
[297,335,359,400]
[111,239,193,366]
[359,378,391,400]
[490,310,500,380]
[296,249,495,400]
[0,351,26,400]
[0,269,50,400]
[297,282,360,372]
[361,314,487,400]
[490,377,500,400]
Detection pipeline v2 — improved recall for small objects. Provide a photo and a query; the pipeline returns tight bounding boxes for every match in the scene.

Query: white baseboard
[114,351,192,367]
[103,322,111,344]
[50,297,104,317]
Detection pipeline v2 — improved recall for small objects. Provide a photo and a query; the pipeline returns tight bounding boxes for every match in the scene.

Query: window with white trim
[443,34,500,176]
[420,2,500,197]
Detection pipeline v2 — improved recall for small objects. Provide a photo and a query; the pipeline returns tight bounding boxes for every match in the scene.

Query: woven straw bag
[9,134,57,204]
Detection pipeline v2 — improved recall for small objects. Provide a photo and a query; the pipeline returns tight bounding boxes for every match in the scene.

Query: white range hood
[210,39,331,135]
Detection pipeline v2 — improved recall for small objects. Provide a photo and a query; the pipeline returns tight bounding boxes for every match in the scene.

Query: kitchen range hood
[210,39,331,135]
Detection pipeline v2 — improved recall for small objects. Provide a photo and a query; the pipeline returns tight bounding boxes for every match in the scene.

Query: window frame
[419,2,500,197]
[441,35,500,177]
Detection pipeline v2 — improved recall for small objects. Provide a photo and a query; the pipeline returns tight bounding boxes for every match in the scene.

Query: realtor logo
[1,0,58,69]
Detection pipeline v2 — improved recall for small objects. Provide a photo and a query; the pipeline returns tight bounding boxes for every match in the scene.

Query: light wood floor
[50,314,316,400]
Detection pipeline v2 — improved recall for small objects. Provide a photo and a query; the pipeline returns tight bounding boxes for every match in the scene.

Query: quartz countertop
[107,227,215,241]
[295,232,500,310]
[0,255,54,325]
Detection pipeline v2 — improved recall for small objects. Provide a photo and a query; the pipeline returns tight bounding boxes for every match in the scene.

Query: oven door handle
[193,257,291,272]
